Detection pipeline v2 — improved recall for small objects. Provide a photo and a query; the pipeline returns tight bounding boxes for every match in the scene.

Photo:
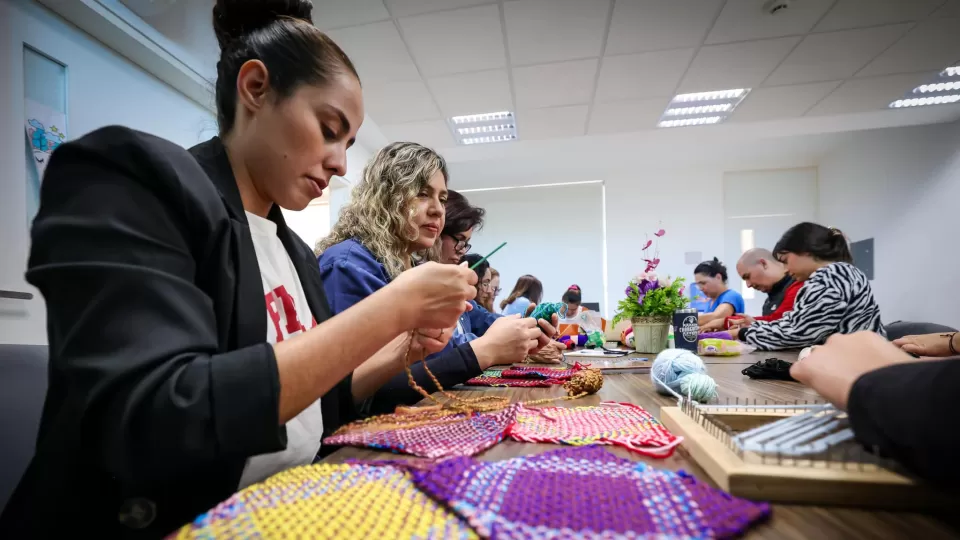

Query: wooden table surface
[324,349,959,539]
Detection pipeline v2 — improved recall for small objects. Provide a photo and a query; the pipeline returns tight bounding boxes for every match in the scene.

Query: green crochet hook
[469,242,506,270]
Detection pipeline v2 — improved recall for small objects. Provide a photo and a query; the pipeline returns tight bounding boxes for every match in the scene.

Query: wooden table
[324,350,959,539]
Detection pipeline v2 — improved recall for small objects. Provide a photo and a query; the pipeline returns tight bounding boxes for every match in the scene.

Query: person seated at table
[0,2,479,536]
[435,191,502,345]
[701,248,801,331]
[316,145,558,413]
[791,331,960,487]
[478,267,500,312]
[501,274,544,316]
[694,258,745,327]
[736,223,884,350]
[456,253,495,344]
[561,284,588,318]
[893,331,960,358]
[438,189,483,265]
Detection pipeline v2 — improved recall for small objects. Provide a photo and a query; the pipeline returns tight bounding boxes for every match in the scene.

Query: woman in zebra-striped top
[737,223,884,351]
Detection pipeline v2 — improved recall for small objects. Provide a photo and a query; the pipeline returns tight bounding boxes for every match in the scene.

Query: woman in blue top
[500,275,543,316]
[316,142,558,414]
[694,258,745,327]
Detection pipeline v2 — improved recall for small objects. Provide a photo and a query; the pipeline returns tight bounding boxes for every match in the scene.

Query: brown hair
[500,274,543,311]
[213,0,359,134]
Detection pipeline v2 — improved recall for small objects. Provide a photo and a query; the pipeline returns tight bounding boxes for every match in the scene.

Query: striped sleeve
[741,270,845,350]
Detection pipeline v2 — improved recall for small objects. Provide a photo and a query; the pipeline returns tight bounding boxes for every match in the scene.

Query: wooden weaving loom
[660,398,955,509]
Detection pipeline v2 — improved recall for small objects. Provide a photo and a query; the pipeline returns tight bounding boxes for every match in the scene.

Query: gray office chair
[0,345,48,514]
[885,321,957,341]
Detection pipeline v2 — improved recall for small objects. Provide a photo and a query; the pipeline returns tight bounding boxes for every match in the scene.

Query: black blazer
[0,127,354,537]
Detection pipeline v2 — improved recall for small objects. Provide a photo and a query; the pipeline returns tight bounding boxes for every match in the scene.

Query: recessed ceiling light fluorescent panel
[657,88,750,128]
[890,65,960,109]
[449,111,518,145]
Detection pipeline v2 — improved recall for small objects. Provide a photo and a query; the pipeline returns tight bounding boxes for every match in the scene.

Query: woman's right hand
[390,261,477,329]
[470,315,542,368]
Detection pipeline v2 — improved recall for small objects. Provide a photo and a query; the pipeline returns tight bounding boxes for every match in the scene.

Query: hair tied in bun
[212,0,313,49]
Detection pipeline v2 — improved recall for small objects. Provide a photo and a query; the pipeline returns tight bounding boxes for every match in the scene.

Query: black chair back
[0,345,48,514]
[885,321,957,341]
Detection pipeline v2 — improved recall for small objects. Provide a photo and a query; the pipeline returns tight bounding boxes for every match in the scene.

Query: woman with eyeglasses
[438,190,479,264]
[317,155,559,415]
[479,268,500,313]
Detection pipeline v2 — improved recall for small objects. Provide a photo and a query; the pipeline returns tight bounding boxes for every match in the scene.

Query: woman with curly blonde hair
[317,142,558,414]
[317,142,447,278]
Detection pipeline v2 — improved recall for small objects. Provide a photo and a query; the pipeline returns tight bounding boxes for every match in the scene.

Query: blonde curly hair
[316,142,448,279]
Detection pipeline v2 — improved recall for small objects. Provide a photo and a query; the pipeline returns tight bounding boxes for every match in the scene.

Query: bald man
[735,248,802,323]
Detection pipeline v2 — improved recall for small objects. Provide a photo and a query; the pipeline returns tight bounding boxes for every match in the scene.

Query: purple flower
[636,292,645,305]
[625,285,633,296]
[679,286,685,297]
[638,280,659,294]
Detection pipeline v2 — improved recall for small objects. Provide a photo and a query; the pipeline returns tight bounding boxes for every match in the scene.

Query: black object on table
[742,358,796,381]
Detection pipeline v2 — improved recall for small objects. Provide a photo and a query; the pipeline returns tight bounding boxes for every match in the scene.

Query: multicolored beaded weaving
[393,446,771,539]
[464,364,583,388]
[506,401,683,458]
[323,404,519,458]
[169,463,477,539]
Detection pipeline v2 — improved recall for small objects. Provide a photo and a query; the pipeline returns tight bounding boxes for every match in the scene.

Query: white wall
[604,169,726,318]
[464,184,605,314]
[0,0,217,344]
[819,121,960,329]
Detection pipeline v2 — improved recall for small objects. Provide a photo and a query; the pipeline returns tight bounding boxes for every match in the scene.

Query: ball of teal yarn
[678,373,718,402]
[528,302,564,323]
[651,349,718,402]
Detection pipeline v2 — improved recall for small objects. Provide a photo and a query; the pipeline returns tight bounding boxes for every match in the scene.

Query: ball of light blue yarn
[651,349,718,402]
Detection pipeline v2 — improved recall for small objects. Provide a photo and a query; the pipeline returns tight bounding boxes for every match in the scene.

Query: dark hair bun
[213,0,313,49]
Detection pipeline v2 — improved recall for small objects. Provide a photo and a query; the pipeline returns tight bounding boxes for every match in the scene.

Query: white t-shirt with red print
[238,211,323,488]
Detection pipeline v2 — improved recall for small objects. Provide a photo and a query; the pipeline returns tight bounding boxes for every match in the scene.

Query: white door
[722,169,818,315]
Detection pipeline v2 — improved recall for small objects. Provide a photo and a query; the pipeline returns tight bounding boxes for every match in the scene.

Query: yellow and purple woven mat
[168,462,477,539]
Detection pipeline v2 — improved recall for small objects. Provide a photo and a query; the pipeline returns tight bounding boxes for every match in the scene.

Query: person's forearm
[468,335,499,369]
[273,284,408,423]
[847,359,960,487]
[350,333,412,402]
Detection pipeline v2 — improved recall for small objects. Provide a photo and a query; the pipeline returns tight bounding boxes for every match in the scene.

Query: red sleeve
[755,281,802,322]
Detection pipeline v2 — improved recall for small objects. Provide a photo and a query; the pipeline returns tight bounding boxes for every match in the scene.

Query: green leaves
[612,276,689,326]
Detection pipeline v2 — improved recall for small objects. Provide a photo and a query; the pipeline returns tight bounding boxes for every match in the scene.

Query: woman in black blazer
[0,1,476,537]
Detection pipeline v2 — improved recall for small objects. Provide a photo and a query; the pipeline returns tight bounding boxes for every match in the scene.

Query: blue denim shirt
[318,238,500,355]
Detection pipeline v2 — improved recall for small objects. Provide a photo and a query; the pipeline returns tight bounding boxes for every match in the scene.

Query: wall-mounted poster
[24,99,66,222]
[25,99,66,181]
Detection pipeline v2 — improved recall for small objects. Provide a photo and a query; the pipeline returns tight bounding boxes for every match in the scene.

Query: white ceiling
[126,0,960,167]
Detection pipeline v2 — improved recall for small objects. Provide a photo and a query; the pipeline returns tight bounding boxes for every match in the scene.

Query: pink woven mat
[323,404,519,458]
[506,401,682,458]
[464,364,583,387]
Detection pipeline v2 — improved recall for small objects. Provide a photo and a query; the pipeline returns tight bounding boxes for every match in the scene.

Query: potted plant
[611,228,689,354]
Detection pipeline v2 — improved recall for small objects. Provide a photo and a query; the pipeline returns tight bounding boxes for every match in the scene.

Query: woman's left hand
[411,326,455,359]
[531,313,560,353]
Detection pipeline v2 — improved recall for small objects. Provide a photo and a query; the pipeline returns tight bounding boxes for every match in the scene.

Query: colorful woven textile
[506,401,683,458]
[501,365,581,379]
[396,446,771,539]
[323,405,519,458]
[464,365,581,387]
[169,463,477,539]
